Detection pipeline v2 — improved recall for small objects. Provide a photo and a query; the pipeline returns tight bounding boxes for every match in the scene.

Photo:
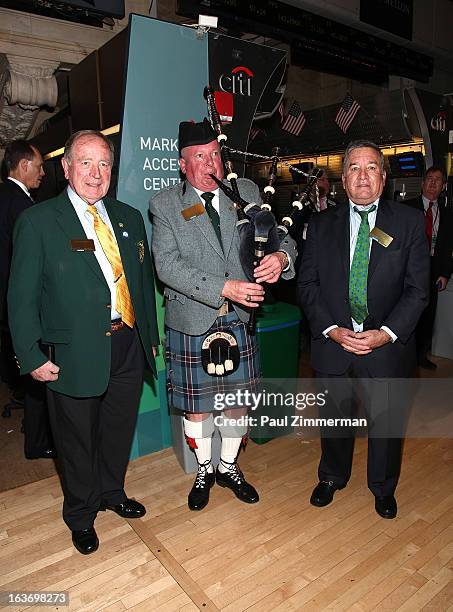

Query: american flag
[250,126,263,141]
[281,100,306,136]
[335,94,360,133]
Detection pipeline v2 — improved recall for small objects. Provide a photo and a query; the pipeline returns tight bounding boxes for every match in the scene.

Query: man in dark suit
[0,140,44,323]
[8,130,159,554]
[404,166,453,369]
[298,140,429,519]
[0,140,55,459]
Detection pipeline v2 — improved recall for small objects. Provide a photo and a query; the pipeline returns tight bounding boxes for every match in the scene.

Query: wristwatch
[279,251,289,270]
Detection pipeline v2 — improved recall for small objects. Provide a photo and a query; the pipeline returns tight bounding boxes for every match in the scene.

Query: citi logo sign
[431,111,446,132]
[219,66,253,96]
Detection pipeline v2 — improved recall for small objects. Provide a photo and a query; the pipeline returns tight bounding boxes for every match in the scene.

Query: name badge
[369,227,393,248]
[181,203,205,221]
[71,239,96,252]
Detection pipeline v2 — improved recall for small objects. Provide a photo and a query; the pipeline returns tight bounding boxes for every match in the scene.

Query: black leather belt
[111,319,125,331]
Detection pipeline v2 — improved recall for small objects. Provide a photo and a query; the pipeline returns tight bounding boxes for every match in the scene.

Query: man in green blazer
[8,130,159,555]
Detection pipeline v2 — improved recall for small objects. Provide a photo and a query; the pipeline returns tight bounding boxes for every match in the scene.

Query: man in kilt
[150,119,296,510]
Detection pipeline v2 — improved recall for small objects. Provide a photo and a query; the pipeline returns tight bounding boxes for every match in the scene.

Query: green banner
[117,15,208,456]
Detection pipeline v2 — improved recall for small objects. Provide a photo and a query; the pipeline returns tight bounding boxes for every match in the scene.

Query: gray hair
[63,130,114,164]
[342,140,384,174]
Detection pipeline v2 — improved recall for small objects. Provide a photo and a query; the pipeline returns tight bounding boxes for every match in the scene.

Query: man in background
[290,167,338,271]
[404,166,453,369]
[0,140,55,459]
[316,167,338,212]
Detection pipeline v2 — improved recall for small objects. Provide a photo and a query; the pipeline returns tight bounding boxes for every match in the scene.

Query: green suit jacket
[8,190,158,397]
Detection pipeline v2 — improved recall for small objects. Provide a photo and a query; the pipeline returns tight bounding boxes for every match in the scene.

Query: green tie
[349,205,376,324]
[201,192,222,247]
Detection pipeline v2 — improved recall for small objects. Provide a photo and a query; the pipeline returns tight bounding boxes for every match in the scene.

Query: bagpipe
[204,86,322,334]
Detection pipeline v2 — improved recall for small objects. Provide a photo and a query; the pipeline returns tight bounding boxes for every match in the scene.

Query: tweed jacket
[150,178,296,336]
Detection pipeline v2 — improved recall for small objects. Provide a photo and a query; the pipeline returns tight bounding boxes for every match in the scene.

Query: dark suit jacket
[404,196,453,279]
[0,179,33,322]
[8,190,159,397]
[290,198,342,269]
[298,199,430,376]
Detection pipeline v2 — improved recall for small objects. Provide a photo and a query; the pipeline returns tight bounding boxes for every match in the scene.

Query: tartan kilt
[165,312,261,413]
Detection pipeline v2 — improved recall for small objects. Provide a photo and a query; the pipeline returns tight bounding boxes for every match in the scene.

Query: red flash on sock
[241,434,248,450]
[185,435,198,450]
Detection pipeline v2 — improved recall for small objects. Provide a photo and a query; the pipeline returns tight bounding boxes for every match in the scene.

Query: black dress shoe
[215,463,259,504]
[99,498,146,518]
[25,448,57,460]
[310,481,344,507]
[72,528,99,555]
[188,462,215,511]
[418,357,437,370]
[375,495,397,519]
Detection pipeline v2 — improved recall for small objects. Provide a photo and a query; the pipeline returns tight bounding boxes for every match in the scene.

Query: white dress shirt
[67,186,121,320]
[194,187,220,213]
[7,177,32,199]
[421,194,439,257]
[323,199,396,342]
[318,195,327,211]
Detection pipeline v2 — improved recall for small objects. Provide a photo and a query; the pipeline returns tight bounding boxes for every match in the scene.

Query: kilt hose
[165,312,261,413]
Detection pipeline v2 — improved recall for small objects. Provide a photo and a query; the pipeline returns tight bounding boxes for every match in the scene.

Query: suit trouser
[416,258,438,358]
[0,327,20,387]
[0,326,54,456]
[316,358,407,497]
[47,326,145,531]
[24,376,55,458]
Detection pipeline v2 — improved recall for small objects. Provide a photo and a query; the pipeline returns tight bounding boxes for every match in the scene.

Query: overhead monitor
[0,0,125,21]
[388,151,424,178]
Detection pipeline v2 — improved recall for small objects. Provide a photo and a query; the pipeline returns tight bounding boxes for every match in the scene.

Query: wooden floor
[1,350,452,493]
[1,433,453,611]
[0,396,56,493]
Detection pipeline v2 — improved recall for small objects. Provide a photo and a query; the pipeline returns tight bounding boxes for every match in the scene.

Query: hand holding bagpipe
[208,172,283,335]
[253,252,288,284]
[208,146,286,288]
[221,278,264,308]
[204,85,318,332]
[204,86,281,287]
[208,173,281,282]
[253,147,286,285]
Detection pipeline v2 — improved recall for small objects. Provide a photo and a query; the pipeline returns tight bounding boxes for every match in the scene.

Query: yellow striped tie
[86,205,135,328]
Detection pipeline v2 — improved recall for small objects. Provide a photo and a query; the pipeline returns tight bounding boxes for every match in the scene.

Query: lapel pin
[137,240,144,263]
